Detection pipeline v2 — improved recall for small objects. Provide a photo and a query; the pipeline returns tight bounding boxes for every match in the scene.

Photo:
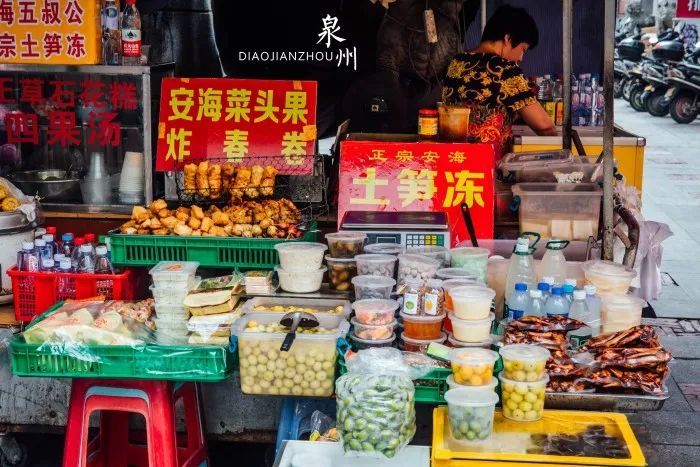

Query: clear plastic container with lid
[444,388,499,443]
[397,253,441,284]
[325,256,357,291]
[276,266,326,293]
[351,317,397,340]
[363,243,405,256]
[407,245,451,268]
[154,303,190,320]
[401,311,444,340]
[499,373,548,422]
[436,268,479,281]
[499,344,550,382]
[600,294,646,333]
[354,253,397,277]
[447,333,494,348]
[446,375,498,391]
[149,261,199,289]
[324,232,366,258]
[449,312,494,343]
[443,279,484,311]
[581,260,636,296]
[274,242,327,272]
[352,298,398,325]
[400,332,447,352]
[449,247,490,282]
[149,283,194,307]
[349,332,396,350]
[449,347,499,386]
[351,275,395,300]
[450,286,495,320]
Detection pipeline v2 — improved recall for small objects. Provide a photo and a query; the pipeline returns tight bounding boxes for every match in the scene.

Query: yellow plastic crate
[432,407,646,467]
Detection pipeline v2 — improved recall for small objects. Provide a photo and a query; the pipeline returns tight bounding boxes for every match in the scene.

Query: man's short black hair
[481,5,539,49]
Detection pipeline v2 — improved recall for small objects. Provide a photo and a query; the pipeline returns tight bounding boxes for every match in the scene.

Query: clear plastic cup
[449,312,494,343]
[351,275,395,300]
[450,286,496,320]
[499,344,551,382]
[449,348,499,386]
[354,254,397,277]
[444,387,499,443]
[401,311,445,340]
[581,260,636,296]
[275,266,326,293]
[275,242,327,272]
[349,332,396,350]
[446,375,498,391]
[324,232,366,258]
[352,298,399,325]
[351,317,397,341]
[400,332,447,352]
[364,243,405,256]
[450,247,490,282]
[499,373,548,422]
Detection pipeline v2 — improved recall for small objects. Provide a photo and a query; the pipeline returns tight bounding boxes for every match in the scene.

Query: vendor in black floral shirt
[442,5,556,159]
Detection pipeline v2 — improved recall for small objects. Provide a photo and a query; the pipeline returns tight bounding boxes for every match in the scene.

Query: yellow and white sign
[0,0,101,65]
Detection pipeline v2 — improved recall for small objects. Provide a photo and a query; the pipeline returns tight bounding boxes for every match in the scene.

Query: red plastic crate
[7,266,136,322]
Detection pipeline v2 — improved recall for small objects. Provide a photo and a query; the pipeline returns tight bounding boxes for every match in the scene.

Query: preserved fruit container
[499,344,550,382]
[499,373,548,422]
[324,232,366,258]
[351,317,397,340]
[401,312,445,340]
[449,348,499,386]
[352,298,399,325]
[400,332,447,352]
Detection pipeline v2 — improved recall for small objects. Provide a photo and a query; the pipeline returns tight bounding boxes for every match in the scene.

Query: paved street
[614,101,700,466]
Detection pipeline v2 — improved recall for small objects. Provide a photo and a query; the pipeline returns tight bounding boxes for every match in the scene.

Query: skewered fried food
[196,161,210,196]
[260,166,278,196]
[208,164,222,199]
[184,163,197,192]
[149,199,167,213]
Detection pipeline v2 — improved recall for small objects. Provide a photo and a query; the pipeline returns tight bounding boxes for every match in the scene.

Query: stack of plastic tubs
[149,261,200,345]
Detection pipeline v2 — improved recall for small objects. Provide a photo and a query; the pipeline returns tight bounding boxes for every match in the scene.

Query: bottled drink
[58,259,73,273]
[57,259,75,298]
[84,233,97,255]
[562,284,575,303]
[95,246,114,274]
[35,238,52,263]
[71,238,86,270]
[77,244,96,273]
[41,258,55,272]
[539,240,568,284]
[17,241,40,272]
[584,284,601,317]
[42,234,57,257]
[45,226,57,236]
[568,289,599,344]
[54,253,66,263]
[526,289,546,317]
[61,233,75,257]
[537,281,551,300]
[121,0,142,66]
[544,287,569,318]
[505,240,536,317]
[102,0,121,65]
[507,283,530,320]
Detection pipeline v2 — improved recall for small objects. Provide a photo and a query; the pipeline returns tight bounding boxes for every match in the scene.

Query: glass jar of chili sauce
[417,108,438,140]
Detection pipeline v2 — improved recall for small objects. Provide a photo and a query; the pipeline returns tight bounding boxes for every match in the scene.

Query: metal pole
[602,0,616,260]
[562,0,572,150]
[481,0,487,32]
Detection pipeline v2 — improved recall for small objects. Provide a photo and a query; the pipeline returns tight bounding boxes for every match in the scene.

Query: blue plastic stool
[274,398,336,454]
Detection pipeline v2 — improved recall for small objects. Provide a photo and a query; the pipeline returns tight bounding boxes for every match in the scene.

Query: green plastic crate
[108,223,317,268]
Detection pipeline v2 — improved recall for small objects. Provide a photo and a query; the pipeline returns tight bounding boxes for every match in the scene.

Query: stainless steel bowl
[11,170,82,202]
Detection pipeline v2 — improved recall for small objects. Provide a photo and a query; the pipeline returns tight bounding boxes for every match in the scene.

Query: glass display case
[0,64,174,213]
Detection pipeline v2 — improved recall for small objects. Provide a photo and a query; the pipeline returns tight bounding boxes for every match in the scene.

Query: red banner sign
[677,2,700,18]
[338,140,495,246]
[156,78,318,174]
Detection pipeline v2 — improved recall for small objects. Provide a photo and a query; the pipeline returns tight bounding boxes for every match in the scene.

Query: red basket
[7,266,136,322]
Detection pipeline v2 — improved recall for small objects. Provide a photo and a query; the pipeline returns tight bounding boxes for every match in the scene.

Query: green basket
[108,223,317,268]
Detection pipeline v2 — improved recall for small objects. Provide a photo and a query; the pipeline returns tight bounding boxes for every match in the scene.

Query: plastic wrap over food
[0,176,40,222]
[336,348,418,459]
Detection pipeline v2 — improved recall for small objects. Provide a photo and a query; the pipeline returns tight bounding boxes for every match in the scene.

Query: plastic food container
[352,298,399,325]
[351,275,396,300]
[446,375,498,391]
[349,333,396,350]
[436,268,479,281]
[601,294,646,333]
[511,183,602,241]
[401,311,445,340]
[400,332,447,352]
[274,242,327,272]
[449,312,494,343]
[154,303,190,320]
[351,317,397,340]
[499,373,548,422]
[450,286,496,320]
[406,246,451,268]
[443,279,484,311]
[444,388,499,442]
[499,344,550,382]
[154,317,189,335]
[149,261,199,289]
[397,254,441,284]
[450,348,499,386]
[364,243,405,256]
[450,247,490,282]
[582,260,636,296]
[276,266,326,293]
[149,282,198,307]
[324,232,366,258]
[232,313,350,396]
[325,256,356,291]
[447,333,495,348]
[354,254,397,277]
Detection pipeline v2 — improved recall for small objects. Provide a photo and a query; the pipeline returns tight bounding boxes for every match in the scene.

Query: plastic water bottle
[54,253,66,263]
[537,282,551,300]
[58,259,73,273]
[57,259,75,297]
[121,0,142,66]
[562,284,575,303]
[505,240,536,315]
[77,244,96,273]
[584,284,601,315]
[41,258,55,272]
[84,233,97,255]
[42,234,57,257]
[544,287,569,317]
[17,241,40,272]
[568,289,600,345]
[539,240,568,284]
[35,238,52,263]
[95,246,114,274]
[507,283,530,320]
[526,289,546,317]
[71,238,86,270]
[61,233,75,257]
